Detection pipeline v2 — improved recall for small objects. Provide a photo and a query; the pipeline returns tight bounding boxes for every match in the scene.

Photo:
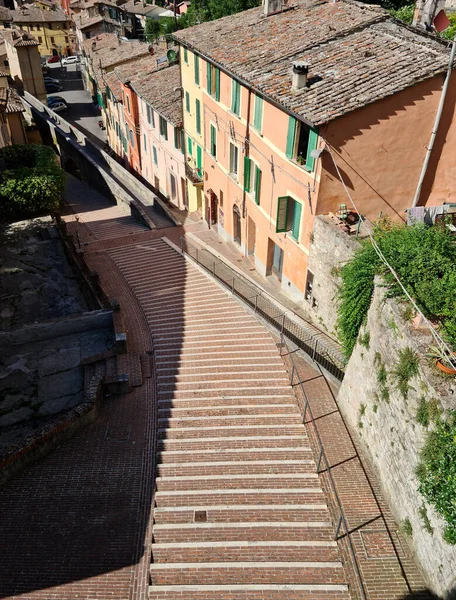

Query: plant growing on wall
[0,145,65,220]
[417,410,456,544]
[337,223,456,359]
[393,347,419,399]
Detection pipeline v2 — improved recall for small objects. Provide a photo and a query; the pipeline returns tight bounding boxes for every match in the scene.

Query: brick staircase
[107,238,350,600]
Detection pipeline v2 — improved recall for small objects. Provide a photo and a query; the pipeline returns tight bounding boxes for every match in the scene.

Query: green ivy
[417,411,456,544]
[0,145,64,220]
[337,223,456,359]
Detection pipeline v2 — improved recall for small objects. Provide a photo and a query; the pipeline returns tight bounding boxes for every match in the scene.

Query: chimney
[263,0,282,16]
[292,61,309,90]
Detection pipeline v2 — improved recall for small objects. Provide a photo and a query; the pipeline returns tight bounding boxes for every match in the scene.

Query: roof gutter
[170,35,316,129]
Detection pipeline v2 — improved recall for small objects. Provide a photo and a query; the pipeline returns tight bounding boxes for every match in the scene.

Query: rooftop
[173,0,452,126]
[115,57,182,125]
[0,29,41,47]
[121,0,158,15]
[82,33,150,68]
[5,87,25,113]
[10,6,70,21]
[0,6,12,21]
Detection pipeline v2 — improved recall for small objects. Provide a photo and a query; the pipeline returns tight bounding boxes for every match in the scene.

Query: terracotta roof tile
[122,0,157,15]
[82,33,150,67]
[10,6,69,22]
[173,0,452,125]
[5,87,24,113]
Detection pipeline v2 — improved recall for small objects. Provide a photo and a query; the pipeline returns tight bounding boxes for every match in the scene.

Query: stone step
[157,372,289,384]
[146,307,248,324]
[157,425,306,440]
[157,388,295,400]
[152,521,334,543]
[156,460,315,477]
[147,585,350,600]
[154,348,280,360]
[157,447,313,463]
[149,315,255,332]
[142,293,231,312]
[157,415,302,430]
[157,396,296,409]
[151,541,340,564]
[140,353,152,379]
[157,404,298,418]
[149,562,345,585]
[155,474,319,492]
[153,504,329,524]
[156,359,285,373]
[154,489,325,508]
[157,436,308,451]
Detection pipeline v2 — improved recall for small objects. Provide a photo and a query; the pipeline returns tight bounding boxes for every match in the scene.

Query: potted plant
[426,346,456,375]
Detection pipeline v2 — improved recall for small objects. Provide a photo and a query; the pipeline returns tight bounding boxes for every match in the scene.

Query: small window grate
[194,510,207,523]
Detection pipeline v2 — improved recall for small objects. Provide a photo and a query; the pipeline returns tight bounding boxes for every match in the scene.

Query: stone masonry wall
[338,283,456,595]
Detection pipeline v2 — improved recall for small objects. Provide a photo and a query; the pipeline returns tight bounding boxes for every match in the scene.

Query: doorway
[233,205,241,245]
[247,216,256,258]
[270,241,284,281]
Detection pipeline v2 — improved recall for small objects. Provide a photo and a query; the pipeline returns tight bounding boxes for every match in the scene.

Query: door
[272,242,284,281]
[233,205,241,245]
[247,216,256,257]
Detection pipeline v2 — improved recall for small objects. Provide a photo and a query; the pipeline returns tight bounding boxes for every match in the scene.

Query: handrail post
[281,313,286,334]
[291,364,295,384]
[180,236,184,253]
[335,512,344,539]
[213,261,216,275]
[312,338,318,360]
[232,277,235,294]
[254,295,258,313]
[196,248,199,263]
[316,447,324,473]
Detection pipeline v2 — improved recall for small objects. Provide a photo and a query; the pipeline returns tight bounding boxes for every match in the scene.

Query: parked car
[45,82,62,93]
[47,55,60,64]
[62,56,79,65]
[44,77,60,85]
[49,101,67,113]
[47,95,67,106]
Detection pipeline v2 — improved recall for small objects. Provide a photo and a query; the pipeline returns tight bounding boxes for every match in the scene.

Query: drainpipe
[412,39,456,207]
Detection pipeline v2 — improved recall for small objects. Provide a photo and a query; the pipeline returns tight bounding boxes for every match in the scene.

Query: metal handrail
[279,332,367,600]
[180,236,346,380]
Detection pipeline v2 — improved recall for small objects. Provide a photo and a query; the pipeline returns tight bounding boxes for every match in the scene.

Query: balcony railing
[185,162,203,185]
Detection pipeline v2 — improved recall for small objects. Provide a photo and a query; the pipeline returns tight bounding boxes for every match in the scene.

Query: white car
[62,56,79,65]
[50,101,67,113]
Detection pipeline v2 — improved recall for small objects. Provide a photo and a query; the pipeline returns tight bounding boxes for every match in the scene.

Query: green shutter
[231,80,240,115]
[181,130,185,154]
[210,124,216,157]
[285,116,296,159]
[243,156,251,192]
[196,144,203,176]
[206,61,211,92]
[253,96,263,132]
[254,165,261,205]
[194,55,199,85]
[184,47,188,63]
[187,136,193,156]
[174,127,179,149]
[276,196,290,232]
[153,146,158,165]
[291,201,302,241]
[215,68,220,101]
[185,91,190,113]
[196,99,201,134]
[305,128,319,172]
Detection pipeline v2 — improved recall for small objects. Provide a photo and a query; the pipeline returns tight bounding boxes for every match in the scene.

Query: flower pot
[436,353,456,375]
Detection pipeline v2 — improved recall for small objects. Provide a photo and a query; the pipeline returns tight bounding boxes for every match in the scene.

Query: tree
[144,17,162,42]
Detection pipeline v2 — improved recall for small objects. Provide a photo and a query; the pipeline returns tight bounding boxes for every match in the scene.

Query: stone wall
[338,284,456,595]
[306,215,371,338]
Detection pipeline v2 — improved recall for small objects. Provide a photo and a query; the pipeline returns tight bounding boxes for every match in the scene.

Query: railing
[279,332,367,600]
[180,236,345,380]
[185,163,204,185]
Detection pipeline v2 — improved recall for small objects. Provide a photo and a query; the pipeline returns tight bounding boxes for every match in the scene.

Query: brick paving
[0,174,432,600]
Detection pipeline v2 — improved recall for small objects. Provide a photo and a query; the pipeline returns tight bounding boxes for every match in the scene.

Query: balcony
[185,162,203,186]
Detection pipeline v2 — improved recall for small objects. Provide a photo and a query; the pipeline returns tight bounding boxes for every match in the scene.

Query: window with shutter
[231,80,240,116]
[187,136,193,156]
[194,55,200,85]
[184,47,188,63]
[174,127,179,150]
[215,68,220,101]
[185,92,190,113]
[153,146,158,165]
[196,144,203,177]
[159,116,167,140]
[243,156,251,192]
[206,61,212,93]
[286,116,296,158]
[143,133,147,152]
[276,196,289,232]
[254,165,262,205]
[253,95,263,132]
[180,130,185,154]
[291,200,302,240]
[229,142,238,177]
[305,128,319,172]
[210,124,217,158]
[196,99,201,134]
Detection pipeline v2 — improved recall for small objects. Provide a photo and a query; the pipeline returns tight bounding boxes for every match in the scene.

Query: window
[159,116,168,140]
[195,99,201,134]
[194,54,200,85]
[305,270,314,301]
[220,189,223,207]
[206,63,220,101]
[285,116,318,171]
[185,91,190,113]
[231,80,241,116]
[38,36,43,43]
[170,173,177,199]
[243,157,262,205]
[253,94,263,133]
[146,105,155,127]
[36,25,41,30]
[30,25,34,30]
[153,145,158,165]
[143,133,147,153]
[276,196,302,241]
[229,142,238,177]
[129,130,134,148]
[184,47,188,63]
[65,36,69,44]
[196,144,203,177]
[126,95,130,113]
[48,23,52,29]
[51,36,55,43]
[210,124,216,158]
[174,127,182,150]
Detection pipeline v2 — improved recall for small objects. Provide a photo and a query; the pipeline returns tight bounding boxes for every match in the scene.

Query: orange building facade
[121,81,141,173]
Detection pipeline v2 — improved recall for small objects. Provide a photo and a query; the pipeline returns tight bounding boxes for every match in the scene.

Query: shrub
[393,347,419,399]
[400,518,413,536]
[390,4,414,23]
[0,145,64,220]
[337,224,456,358]
[417,411,456,544]
[416,397,441,427]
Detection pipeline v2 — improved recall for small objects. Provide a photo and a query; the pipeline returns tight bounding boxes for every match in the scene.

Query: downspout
[412,39,456,207]
[242,87,252,257]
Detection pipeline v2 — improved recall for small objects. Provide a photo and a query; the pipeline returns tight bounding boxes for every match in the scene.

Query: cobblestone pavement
[0,180,432,600]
